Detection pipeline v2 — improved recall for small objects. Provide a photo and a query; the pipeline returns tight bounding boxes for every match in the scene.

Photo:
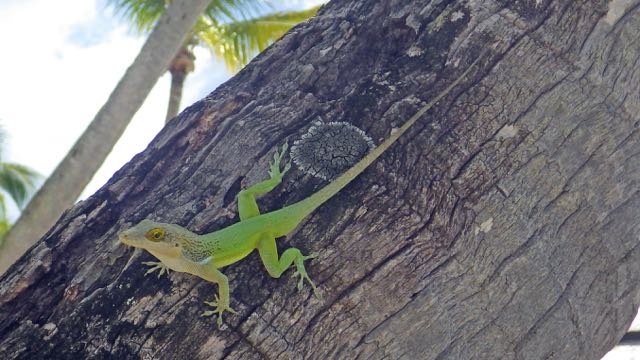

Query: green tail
[292,57,481,217]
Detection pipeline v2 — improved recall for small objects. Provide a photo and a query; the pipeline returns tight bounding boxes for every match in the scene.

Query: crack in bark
[513,262,583,358]
[298,243,412,347]
[480,226,543,289]
[555,203,583,235]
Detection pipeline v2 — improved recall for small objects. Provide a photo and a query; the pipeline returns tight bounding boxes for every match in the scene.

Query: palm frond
[0,192,9,245]
[106,0,316,72]
[0,163,41,209]
[0,192,7,224]
[198,6,320,72]
[108,0,270,33]
[108,0,167,33]
[0,219,9,244]
[203,0,269,24]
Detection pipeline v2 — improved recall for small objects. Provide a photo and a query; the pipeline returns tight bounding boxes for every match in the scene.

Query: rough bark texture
[0,0,212,274]
[1,0,639,359]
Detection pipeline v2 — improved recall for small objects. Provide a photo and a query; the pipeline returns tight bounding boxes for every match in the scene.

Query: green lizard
[119,59,479,327]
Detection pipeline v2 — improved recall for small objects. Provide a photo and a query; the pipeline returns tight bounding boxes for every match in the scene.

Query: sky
[0,0,323,216]
[0,0,638,357]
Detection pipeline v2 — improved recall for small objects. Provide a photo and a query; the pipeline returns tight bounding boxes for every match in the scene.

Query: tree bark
[0,0,212,275]
[1,0,639,359]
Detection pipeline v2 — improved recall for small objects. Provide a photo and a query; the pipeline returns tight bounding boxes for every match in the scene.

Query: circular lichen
[291,121,375,180]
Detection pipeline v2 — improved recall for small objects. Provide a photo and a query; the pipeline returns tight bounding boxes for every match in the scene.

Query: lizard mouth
[119,232,134,246]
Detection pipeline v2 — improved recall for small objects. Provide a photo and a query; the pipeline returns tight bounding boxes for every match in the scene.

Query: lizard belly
[212,247,254,269]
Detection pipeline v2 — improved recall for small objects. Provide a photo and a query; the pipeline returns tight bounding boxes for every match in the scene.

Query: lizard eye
[145,228,165,242]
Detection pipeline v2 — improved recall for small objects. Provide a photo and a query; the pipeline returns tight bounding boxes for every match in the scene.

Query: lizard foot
[268,143,291,181]
[201,295,238,329]
[293,252,322,300]
[142,261,170,278]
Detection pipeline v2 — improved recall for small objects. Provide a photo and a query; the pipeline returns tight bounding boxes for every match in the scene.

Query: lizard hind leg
[237,143,291,221]
[293,252,320,294]
[256,233,321,299]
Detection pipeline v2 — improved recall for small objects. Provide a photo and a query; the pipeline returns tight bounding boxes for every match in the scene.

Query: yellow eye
[144,228,165,242]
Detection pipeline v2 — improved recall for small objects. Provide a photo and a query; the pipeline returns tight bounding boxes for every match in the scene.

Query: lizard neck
[179,232,215,263]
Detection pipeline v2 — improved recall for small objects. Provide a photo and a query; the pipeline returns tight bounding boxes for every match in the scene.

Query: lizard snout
[119,231,133,245]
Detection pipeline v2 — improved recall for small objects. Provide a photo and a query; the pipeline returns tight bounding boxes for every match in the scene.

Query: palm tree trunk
[165,45,195,122]
[166,69,186,122]
[0,0,212,275]
[1,1,639,359]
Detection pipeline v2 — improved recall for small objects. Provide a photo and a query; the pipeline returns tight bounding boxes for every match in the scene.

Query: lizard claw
[304,252,319,260]
[293,270,322,300]
[293,252,322,300]
[268,143,291,180]
[202,295,238,329]
[278,143,288,159]
[282,160,292,176]
[142,261,170,278]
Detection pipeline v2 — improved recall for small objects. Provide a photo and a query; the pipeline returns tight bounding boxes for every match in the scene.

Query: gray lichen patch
[291,121,375,180]
[406,46,425,57]
[606,0,636,25]
[496,124,518,140]
[430,4,455,33]
[405,13,421,34]
[451,10,465,22]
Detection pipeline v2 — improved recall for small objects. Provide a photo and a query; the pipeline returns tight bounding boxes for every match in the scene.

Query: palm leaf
[0,191,9,245]
[108,0,166,32]
[197,6,320,72]
[203,0,268,24]
[107,0,318,72]
[0,220,10,245]
[108,0,268,33]
[0,192,7,225]
[0,163,40,209]
[0,194,9,245]
[0,218,9,244]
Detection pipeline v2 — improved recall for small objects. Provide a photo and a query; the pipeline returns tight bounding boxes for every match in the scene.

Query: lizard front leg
[238,143,291,220]
[256,233,320,298]
[189,260,238,328]
[141,261,170,278]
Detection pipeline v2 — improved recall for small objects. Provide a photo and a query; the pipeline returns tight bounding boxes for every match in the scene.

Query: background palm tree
[0,0,213,274]
[0,127,39,242]
[0,0,319,273]
[109,0,320,121]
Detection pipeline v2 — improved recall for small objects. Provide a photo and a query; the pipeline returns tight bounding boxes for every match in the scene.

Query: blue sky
[0,0,323,215]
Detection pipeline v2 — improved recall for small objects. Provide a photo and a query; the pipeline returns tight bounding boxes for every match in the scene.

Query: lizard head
[119,219,186,256]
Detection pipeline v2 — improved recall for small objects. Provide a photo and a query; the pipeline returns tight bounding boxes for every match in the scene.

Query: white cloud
[0,0,230,208]
[0,0,322,216]
[603,345,640,360]
[0,0,143,176]
[282,0,327,11]
[0,0,175,213]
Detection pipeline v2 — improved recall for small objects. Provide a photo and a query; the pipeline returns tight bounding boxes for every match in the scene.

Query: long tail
[292,57,481,216]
